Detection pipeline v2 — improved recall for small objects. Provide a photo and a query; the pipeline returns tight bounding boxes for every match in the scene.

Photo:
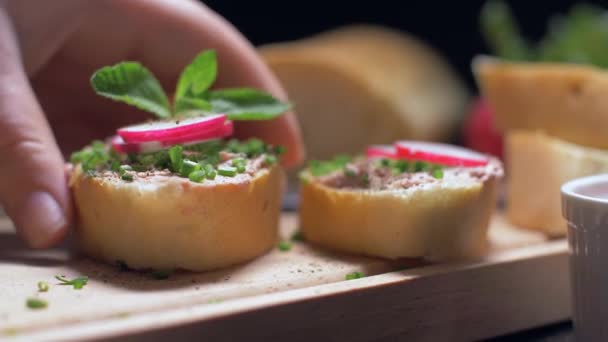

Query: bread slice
[298,158,503,261]
[474,57,608,149]
[70,165,284,271]
[506,130,608,237]
[259,25,469,163]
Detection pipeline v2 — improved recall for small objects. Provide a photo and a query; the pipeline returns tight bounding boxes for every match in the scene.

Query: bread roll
[70,165,284,271]
[260,25,469,162]
[506,130,608,237]
[475,57,608,149]
[299,155,503,261]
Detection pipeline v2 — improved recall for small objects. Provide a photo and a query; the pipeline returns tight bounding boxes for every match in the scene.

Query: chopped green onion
[432,168,444,179]
[203,164,216,180]
[110,159,121,172]
[345,271,365,280]
[231,158,246,167]
[361,173,370,186]
[273,145,286,155]
[380,158,391,167]
[26,298,47,309]
[168,145,184,172]
[291,231,304,242]
[37,281,49,292]
[119,164,133,171]
[414,161,428,172]
[277,241,292,251]
[55,275,88,290]
[264,154,277,165]
[188,170,206,183]
[180,159,201,177]
[218,166,237,177]
[394,160,409,173]
[121,173,134,182]
[236,165,246,173]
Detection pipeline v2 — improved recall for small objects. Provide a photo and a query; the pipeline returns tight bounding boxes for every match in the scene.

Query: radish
[366,145,398,159]
[395,141,489,167]
[112,121,234,154]
[117,114,226,143]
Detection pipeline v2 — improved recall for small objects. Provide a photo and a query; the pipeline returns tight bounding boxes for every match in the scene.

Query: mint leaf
[207,88,291,120]
[91,62,171,118]
[174,50,217,114]
[174,96,212,115]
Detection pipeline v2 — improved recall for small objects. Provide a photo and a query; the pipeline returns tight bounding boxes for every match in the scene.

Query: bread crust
[69,166,284,271]
[475,57,608,149]
[298,172,500,261]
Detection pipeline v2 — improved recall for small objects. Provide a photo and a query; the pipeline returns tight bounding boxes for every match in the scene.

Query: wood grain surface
[0,213,570,341]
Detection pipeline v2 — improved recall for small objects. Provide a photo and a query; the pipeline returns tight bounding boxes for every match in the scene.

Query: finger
[64,0,305,168]
[0,11,71,248]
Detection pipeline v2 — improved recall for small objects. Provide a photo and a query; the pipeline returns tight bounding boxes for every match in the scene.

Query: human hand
[0,0,304,248]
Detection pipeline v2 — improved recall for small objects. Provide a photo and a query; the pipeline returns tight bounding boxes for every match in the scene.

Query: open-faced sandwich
[299,141,503,261]
[69,50,289,272]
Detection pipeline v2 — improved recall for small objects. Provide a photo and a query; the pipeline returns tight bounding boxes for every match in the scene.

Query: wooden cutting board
[0,213,569,342]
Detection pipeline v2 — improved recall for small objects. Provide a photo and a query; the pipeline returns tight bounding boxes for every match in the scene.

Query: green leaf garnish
[173,50,217,114]
[309,155,352,177]
[91,62,171,118]
[206,88,291,121]
[55,275,88,290]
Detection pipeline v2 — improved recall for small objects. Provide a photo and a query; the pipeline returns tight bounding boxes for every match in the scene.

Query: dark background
[205,0,601,91]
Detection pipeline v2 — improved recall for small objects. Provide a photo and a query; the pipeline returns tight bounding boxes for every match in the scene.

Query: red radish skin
[462,98,504,159]
[112,121,234,154]
[117,114,226,143]
[366,145,398,159]
[395,141,489,167]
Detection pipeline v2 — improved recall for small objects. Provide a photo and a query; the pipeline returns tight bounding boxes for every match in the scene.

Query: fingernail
[20,192,66,248]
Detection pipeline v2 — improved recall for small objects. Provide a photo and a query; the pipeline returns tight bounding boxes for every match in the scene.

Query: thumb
[0,12,71,248]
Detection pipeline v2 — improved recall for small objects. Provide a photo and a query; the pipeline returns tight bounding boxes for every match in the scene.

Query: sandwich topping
[303,141,502,191]
[70,49,290,182]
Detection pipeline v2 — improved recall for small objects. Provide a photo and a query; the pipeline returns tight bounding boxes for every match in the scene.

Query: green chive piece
[414,161,428,172]
[236,165,246,173]
[121,173,134,182]
[203,164,216,180]
[189,170,206,183]
[55,275,88,290]
[37,281,49,292]
[150,270,173,280]
[432,168,444,179]
[291,231,304,242]
[218,166,237,177]
[345,271,365,280]
[119,164,133,171]
[380,158,391,167]
[278,241,292,251]
[273,145,286,155]
[26,298,47,309]
[180,159,201,177]
[110,159,121,172]
[394,160,409,173]
[361,173,370,186]
[168,145,184,172]
[264,154,277,165]
[231,158,246,167]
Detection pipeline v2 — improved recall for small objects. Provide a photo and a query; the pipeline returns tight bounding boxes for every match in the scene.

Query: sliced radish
[395,141,489,167]
[117,114,226,143]
[112,121,234,154]
[366,145,398,159]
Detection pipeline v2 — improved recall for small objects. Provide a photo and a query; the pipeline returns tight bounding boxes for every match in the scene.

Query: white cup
[562,174,608,341]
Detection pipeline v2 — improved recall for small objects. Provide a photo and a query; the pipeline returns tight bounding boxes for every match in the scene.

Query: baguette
[506,130,608,237]
[298,152,503,261]
[69,141,284,272]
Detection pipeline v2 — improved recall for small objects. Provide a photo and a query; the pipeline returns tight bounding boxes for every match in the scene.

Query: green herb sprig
[345,271,365,280]
[90,50,291,120]
[481,1,608,67]
[26,298,47,310]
